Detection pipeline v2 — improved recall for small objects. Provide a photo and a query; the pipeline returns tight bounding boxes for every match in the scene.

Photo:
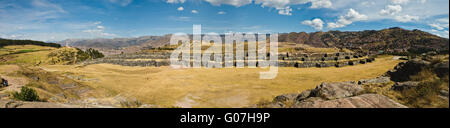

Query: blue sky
[0,0,448,41]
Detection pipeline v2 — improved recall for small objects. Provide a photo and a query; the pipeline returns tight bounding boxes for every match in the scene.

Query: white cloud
[277,6,292,16]
[390,0,410,4]
[429,24,444,30]
[419,0,427,3]
[94,21,102,25]
[97,25,105,29]
[379,5,402,15]
[328,8,367,29]
[255,0,332,9]
[428,18,449,31]
[0,0,67,34]
[302,18,324,30]
[191,10,198,14]
[167,0,186,4]
[395,15,419,22]
[82,21,116,37]
[108,0,133,6]
[390,0,426,4]
[200,0,332,15]
[256,0,305,8]
[205,0,253,7]
[360,1,376,6]
[429,29,449,38]
[32,0,66,13]
[217,11,226,14]
[177,6,184,11]
[436,18,449,23]
[310,0,332,9]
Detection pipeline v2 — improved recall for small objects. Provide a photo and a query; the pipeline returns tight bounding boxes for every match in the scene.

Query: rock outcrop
[267,81,407,108]
[358,77,391,85]
[433,61,449,78]
[391,81,420,91]
[292,94,407,108]
[0,100,89,108]
[264,55,449,108]
[387,59,431,82]
[306,82,364,100]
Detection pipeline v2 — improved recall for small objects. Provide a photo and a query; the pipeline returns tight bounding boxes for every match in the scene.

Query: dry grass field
[41,55,403,108]
[0,45,56,65]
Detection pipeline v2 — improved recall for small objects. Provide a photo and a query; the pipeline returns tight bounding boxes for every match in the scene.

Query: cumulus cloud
[191,10,198,14]
[429,23,445,30]
[199,0,332,15]
[217,11,226,14]
[167,0,186,4]
[419,0,427,3]
[254,0,332,9]
[277,6,292,16]
[82,21,116,37]
[390,0,410,4]
[177,6,184,11]
[389,0,426,4]
[205,0,252,7]
[379,5,402,15]
[436,18,449,23]
[430,29,449,38]
[395,15,419,22]
[360,1,376,6]
[327,8,367,29]
[302,18,324,30]
[97,25,105,29]
[429,18,449,31]
[255,0,332,15]
[310,0,332,9]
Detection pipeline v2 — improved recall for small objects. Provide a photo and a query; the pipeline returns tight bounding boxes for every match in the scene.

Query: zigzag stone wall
[83,52,375,68]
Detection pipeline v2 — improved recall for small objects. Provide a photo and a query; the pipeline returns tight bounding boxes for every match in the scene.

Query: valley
[0,28,448,108]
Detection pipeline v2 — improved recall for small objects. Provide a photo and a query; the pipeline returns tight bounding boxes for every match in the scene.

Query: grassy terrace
[0,45,56,65]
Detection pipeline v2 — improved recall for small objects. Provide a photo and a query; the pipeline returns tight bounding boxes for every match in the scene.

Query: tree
[85,48,104,59]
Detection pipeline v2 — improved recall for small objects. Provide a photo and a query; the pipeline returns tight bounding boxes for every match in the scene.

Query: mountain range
[56,27,449,55]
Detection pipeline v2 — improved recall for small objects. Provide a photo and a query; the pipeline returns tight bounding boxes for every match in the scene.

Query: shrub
[410,68,437,81]
[400,78,448,108]
[13,86,40,101]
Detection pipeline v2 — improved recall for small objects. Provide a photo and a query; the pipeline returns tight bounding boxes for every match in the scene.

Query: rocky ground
[256,54,449,108]
[257,78,408,108]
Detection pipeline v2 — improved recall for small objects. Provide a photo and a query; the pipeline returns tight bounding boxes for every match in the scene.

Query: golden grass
[278,43,340,53]
[0,45,55,55]
[41,55,402,108]
[0,45,56,65]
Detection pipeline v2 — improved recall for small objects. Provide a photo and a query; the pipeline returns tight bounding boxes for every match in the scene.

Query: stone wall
[83,52,375,68]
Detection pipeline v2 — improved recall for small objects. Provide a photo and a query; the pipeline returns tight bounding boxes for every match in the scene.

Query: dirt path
[1,65,28,93]
[0,75,29,93]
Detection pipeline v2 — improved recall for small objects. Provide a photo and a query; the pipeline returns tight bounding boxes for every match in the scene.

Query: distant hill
[0,38,61,48]
[58,35,171,54]
[279,27,449,54]
[58,27,449,55]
